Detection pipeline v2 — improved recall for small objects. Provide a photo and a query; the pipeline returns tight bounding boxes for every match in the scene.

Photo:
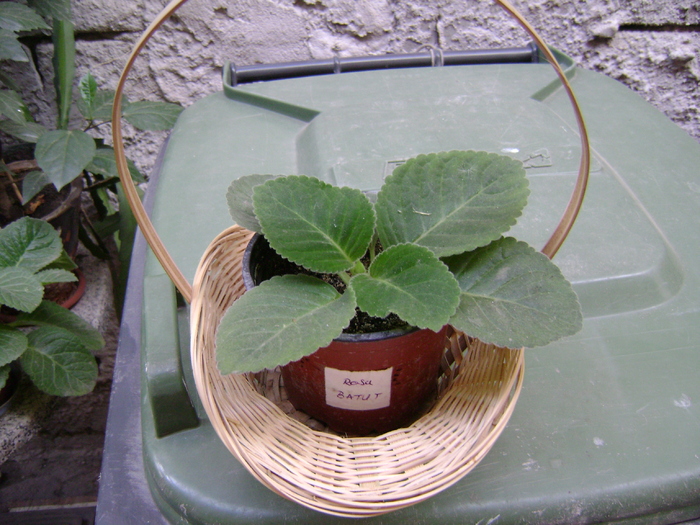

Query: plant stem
[337,271,351,285]
[369,231,379,261]
[1,162,24,203]
[350,260,366,275]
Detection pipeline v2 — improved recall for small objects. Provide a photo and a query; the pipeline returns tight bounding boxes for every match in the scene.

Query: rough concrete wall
[6,0,700,172]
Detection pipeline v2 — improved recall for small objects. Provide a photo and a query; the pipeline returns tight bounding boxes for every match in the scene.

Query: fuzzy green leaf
[21,327,97,396]
[0,119,47,143]
[350,244,460,331]
[0,325,28,367]
[376,151,529,257]
[35,268,76,285]
[42,249,77,272]
[226,174,279,232]
[16,300,105,351]
[216,275,357,374]
[0,28,27,61]
[0,217,63,272]
[254,175,375,273]
[35,129,96,189]
[0,3,50,32]
[123,100,183,131]
[0,267,43,312]
[446,237,583,348]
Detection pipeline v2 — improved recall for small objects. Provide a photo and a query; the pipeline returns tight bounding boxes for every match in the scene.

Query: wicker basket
[113,0,590,518]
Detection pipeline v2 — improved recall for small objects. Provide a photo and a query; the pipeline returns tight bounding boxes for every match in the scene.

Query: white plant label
[324,367,393,411]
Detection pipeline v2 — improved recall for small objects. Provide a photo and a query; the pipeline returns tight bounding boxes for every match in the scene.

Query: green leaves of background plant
[20,327,97,396]
[254,175,375,273]
[216,275,357,374]
[0,2,49,32]
[35,129,96,189]
[0,325,27,367]
[122,100,184,131]
[0,267,43,311]
[0,218,75,313]
[0,89,31,123]
[15,300,105,351]
[0,2,49,61]
[376,151,529,257]
[350,244,460,331]
[28,0,72,21]
[0,216,63,272]
[445,237,582,348]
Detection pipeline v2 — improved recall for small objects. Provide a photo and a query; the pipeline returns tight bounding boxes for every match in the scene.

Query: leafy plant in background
[0,217,104,396]
[0,0,183,311]
[219,150,583,374]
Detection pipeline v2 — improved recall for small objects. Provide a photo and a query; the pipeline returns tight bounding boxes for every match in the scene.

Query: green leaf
[0,325,28,367]
[77,72,98,120]
[77,89,125,123]
[446,237,583,348]
[35,268,76,284]
[21,326,97,396]
[375,151,529,257]
[0,216,63,272]
[15,300,105,351]
[0,3,50,32]
[0,28,28,61]
[35,129,96,189]
[0,120,47,143]
[86,146,144,183]
[350,244,460,331]
[0,69,21,91]
[216,275,357,374]
[0,267,43,312]
[254,175,375,273]
[0,364,10,390]
[28,0,71,20]
[0,89,30,123]
[42,249,77,272]
[123,100,183,131]
[21,170,50,204]
[226,174,279,232]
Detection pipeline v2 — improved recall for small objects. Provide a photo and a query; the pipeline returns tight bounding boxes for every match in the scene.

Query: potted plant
[0,0,182,281]
[217,150,583,434]
[0,216,104,402]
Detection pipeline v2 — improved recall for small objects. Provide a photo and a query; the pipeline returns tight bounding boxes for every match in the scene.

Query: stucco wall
[8,0,700,171]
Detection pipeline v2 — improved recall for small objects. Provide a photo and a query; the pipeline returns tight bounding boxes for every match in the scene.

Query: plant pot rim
[242,233,420,342]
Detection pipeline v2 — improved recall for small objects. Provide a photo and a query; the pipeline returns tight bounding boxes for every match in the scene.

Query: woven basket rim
[190,225,525,517]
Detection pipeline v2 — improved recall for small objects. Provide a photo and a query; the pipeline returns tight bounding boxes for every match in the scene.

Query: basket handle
[113,0,590,304]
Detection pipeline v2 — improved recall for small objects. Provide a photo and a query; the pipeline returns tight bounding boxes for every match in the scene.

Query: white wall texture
[8,0,700,172]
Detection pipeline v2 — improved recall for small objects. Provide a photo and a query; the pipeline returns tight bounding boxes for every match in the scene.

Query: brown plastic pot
[281,325,448,435]
[243,234,449,435]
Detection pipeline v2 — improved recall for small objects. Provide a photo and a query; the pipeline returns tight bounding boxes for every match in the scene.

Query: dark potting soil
[250,236,410,334]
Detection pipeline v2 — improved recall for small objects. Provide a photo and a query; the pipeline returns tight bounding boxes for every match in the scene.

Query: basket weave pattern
[190,225,525,517]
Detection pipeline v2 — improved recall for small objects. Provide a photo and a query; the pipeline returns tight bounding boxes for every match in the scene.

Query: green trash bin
[135,47,700,524]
